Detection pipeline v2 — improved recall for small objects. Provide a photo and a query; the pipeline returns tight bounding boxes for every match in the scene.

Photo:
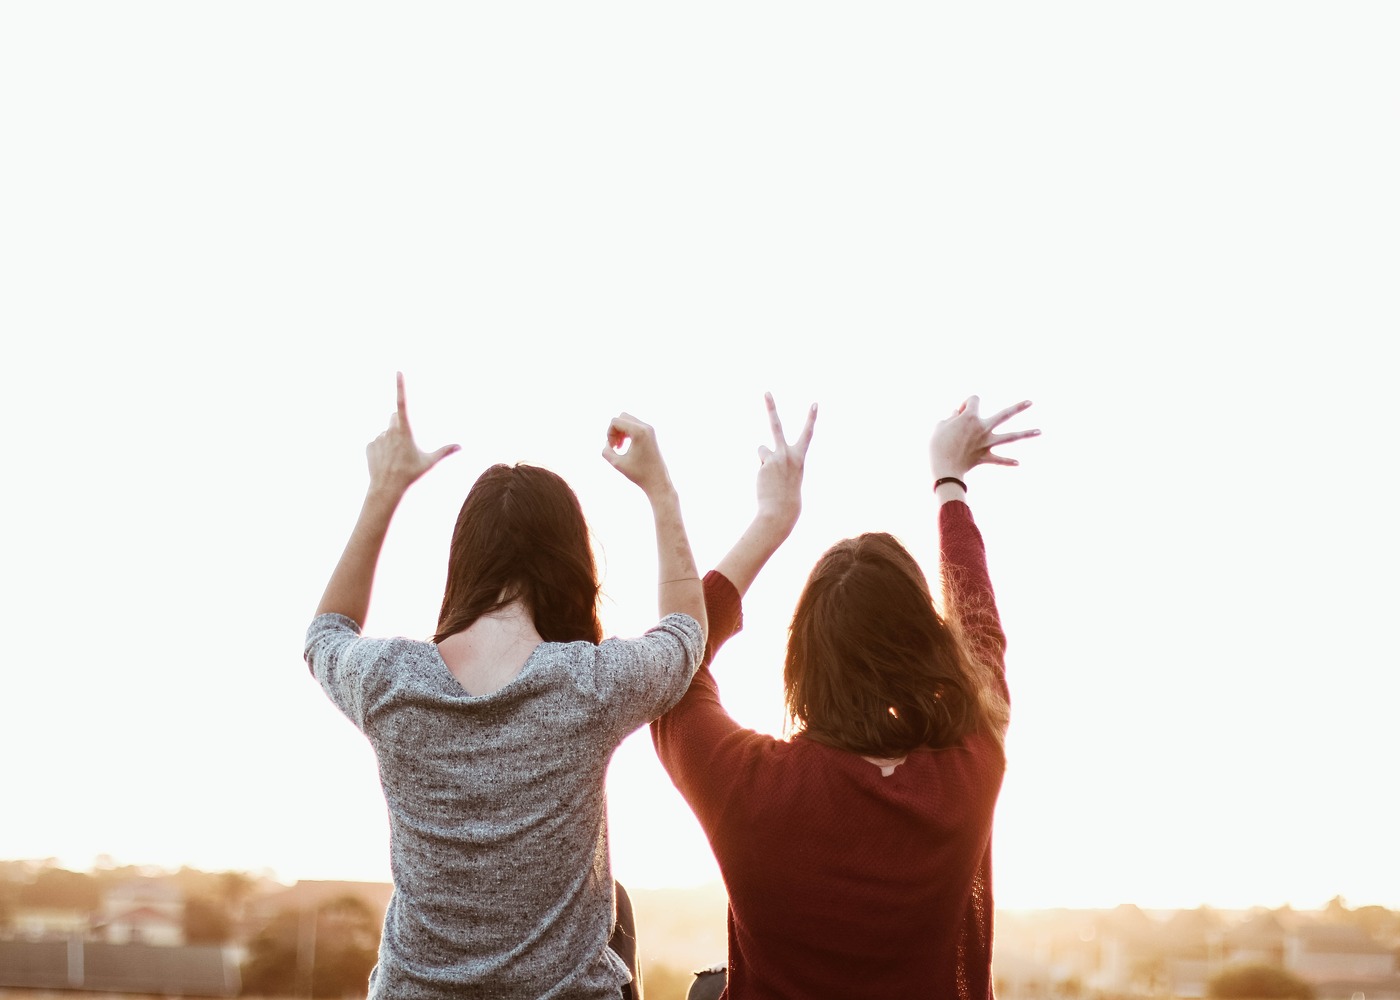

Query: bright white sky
[2,3,1396,913]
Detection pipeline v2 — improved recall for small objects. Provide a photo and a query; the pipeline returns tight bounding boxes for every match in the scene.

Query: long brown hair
[784,532,1007,756]
[432,463,603,645]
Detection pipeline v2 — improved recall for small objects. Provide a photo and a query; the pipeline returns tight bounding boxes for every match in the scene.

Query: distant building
[0,940,240,997]
[993,907,1400,1000]
[7,904,91,940]
[101,875,184,925]
[97,903,185,946]
[1287,924,1400,1000]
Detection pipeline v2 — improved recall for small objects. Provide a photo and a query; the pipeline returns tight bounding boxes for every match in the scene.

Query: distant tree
[1351,903,1400,939]
[18,867,100,911]
[312,895,380,997]
[242,907,300,996]
[242,904,300,995]
[91,862,152,895]
[219,870,256,911]
[184,896,232,944]
[1207,963,1315,999]
[241,897,379,998]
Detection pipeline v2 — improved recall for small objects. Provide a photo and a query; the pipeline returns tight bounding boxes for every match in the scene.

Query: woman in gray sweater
[305,373,707,999]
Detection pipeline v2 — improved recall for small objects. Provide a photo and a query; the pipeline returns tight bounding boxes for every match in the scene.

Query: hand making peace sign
[754,392,819,535]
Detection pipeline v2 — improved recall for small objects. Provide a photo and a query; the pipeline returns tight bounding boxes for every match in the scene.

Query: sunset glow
[3,2,1396,918]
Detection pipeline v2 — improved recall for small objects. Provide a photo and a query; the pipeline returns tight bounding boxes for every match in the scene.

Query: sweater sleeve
[939,499,1009,702]
[304,612,391,730]
[650,571,772,827]
[586,612,706,740]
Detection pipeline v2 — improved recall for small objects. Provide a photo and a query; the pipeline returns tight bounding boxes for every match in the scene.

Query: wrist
[365,481,408,508]
[751,506,798,541]
[933,477,967,503]
[645,479,680,507]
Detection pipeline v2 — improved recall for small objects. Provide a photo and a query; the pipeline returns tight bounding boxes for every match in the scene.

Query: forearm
[714,510,795,598]
[315,486,403,626]
[938,500,1007,688]
[649,486,707,637]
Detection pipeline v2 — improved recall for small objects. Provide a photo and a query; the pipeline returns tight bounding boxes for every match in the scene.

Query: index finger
[396,372,411,430]
[987,399,1033,428]
[791,402,818,457]
[765,392,787,445]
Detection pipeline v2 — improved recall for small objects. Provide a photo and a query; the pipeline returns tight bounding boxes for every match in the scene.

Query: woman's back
[653,544,1004,999]
[308,611,703,998]
[721,730,1004,996]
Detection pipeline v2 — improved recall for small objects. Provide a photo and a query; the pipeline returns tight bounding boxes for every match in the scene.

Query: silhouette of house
[97,903,185,946]
[102,875,184,925]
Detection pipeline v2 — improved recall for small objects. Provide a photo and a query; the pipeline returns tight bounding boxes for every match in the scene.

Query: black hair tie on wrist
[934,477,967,492]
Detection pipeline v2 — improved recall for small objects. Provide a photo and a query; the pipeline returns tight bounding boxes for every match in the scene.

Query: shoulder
[305,614,437,679]
[648,612,705,648]
[305,611,360,643]
[595,614,705,671]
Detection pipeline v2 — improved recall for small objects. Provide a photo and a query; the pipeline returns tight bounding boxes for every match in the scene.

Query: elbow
[687,603,709,647]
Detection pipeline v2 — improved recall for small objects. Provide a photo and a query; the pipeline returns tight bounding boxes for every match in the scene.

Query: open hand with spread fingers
[930,396,1040,484]
[366,372,461,495]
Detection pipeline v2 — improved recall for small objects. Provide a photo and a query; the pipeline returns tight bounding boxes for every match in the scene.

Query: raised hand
[316,373,460,624]
[367,372,461,494]
[712,392,818,598]
[930,396,1039,482]
[754,392,818,535]
[602,412,677,499]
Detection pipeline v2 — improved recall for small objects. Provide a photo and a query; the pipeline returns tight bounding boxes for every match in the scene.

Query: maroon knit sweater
[651,500,1008,999]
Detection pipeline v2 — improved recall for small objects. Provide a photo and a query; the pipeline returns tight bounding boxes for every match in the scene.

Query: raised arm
[315,373,460,626]
[602,413,707,641]
[929,395,1039,685]
[714,392,818,597]
[649,395,814,815]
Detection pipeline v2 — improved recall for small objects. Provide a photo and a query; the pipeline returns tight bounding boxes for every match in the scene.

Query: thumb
[428,444,461,465]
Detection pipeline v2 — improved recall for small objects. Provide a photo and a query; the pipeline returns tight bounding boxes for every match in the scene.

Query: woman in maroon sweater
[653,394,1038,1000]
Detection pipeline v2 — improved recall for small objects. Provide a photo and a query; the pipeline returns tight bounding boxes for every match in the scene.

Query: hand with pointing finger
[930,396,1040,484]
[366,372,461,495]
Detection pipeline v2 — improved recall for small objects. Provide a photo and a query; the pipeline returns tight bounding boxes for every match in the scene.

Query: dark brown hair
[784,532,1007,756]
[432,463,603,645]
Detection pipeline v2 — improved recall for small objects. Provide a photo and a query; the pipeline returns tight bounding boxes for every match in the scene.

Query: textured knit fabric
[652,500,1008,999]
[305,611,705,1000]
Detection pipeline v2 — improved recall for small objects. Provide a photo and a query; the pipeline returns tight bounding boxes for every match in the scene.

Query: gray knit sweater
[304,611,704,999]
